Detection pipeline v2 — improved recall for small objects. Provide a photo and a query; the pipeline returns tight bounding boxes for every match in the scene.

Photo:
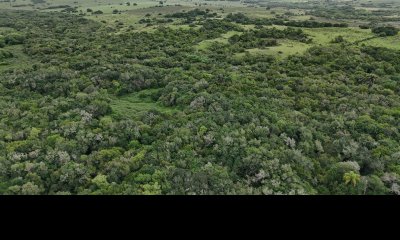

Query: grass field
[196,31,241,50]
[304,27,374,45]
[259,39,310,57]
[303,27,400,50]
[1,0,400,60]
[233,39,311,59]
[362,34,400,50]
[0,45,34,72]
[110,88,180,119]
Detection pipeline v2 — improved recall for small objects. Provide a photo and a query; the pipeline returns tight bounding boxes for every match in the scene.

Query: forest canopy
[0,0,400,195]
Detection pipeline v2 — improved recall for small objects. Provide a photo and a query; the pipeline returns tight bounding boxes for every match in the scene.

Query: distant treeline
[165,9,218,19]
[226,13,348,28]
[31,0,46,4]
[372,26,399,37]
[44,5,71,10]
[164,10,348,28]
[12,4,34,7]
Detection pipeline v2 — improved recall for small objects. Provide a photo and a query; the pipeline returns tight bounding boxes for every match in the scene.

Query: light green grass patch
[303,27,400,50]
[268,25,288,30]
[290,15,312,21]
[0,45,33,72]
[263,39,310,57]
[168,24,198,30]
[196,31,241,50]
[303,27,374,45]
[362,34,400,50]
[111,88,179,119]
[234,39,311,59]
[247,40,310,58]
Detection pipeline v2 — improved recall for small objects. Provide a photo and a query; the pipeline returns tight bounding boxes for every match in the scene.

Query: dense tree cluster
[1,10,400,195]
[372,26,399,37]
[165,8,217,23]
[0,49,13,60]
[31,0,46,4]
[0,32,25,47]
[225,13,348,28]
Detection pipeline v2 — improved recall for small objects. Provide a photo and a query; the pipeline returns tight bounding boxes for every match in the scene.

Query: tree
[0,35,5,48]
[5,33,25,45]
[93,174,109,188]
[331,35,345,43]
[31,0,46,4]
[372,26,399,37]
[21,182,41,195]
[0,49,13,60]
[343,171,361,186]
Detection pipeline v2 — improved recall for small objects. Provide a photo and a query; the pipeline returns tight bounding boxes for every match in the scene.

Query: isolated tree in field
[331,35,345,43]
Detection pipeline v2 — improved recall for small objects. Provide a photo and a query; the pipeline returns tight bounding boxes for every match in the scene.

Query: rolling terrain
[1,0,400,195]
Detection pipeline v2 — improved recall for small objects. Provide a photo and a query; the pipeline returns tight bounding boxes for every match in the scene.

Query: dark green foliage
[1,9,400,195]
[31,0,46,4]
[0,36,5,48]
[225,13,348,28]
[165,9,217,19]
[372,26,399,37]
[0,49,13,60]
[331,35,345,43]
[165,9,218,24]
[4,33,25,45]
[200,19,242,33]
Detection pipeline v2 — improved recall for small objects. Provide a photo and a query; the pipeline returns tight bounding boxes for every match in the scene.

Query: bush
[372,26,399,36]
[31,0,46,4]
[359,24,370,29]
[331,35,345,43]
[0,36,5,48]
[0,50,13,60]
[5,33,25,45]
